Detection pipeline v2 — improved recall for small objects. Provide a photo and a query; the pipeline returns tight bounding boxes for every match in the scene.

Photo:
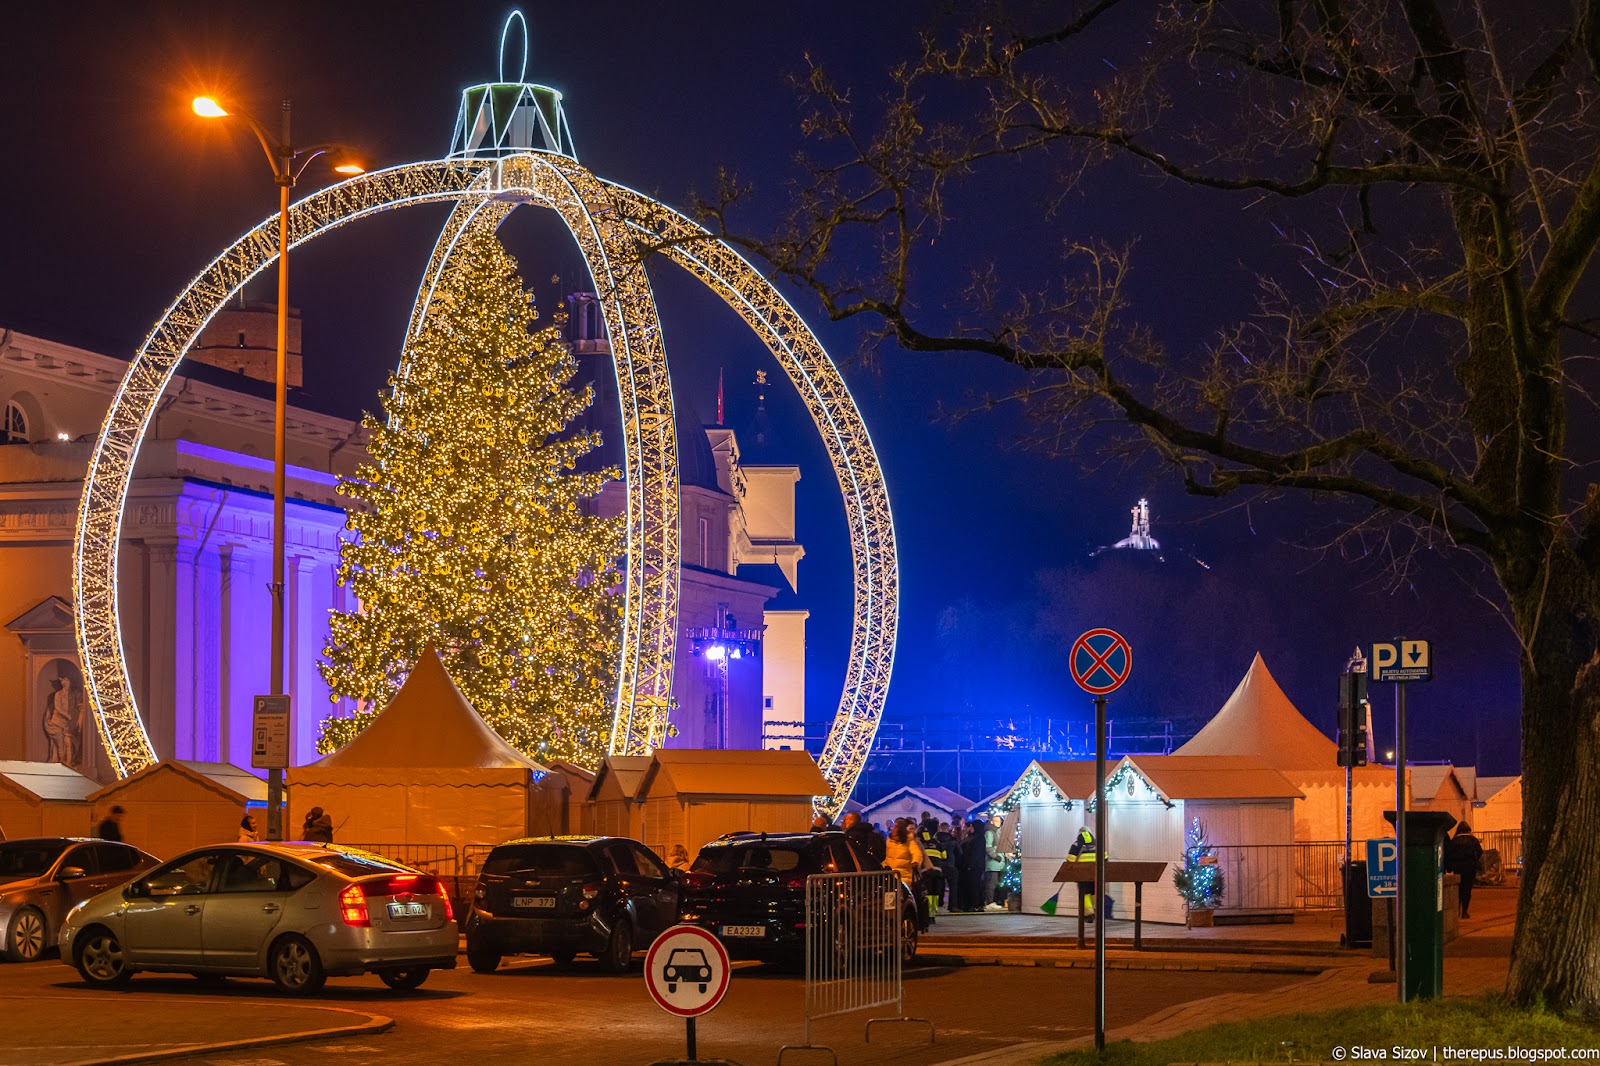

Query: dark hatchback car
[0,838,158,963]
[678,831,923,964]
[464,836,679,974]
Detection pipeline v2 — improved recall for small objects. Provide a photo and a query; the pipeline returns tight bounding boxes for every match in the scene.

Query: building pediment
[5,595,74,636]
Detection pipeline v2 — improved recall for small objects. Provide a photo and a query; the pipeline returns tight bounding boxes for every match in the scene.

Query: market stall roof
[312,644,541,771]
[1475,775,1520,803]
[1173,653,1337,771]
[87,760,269,804]
[0,760,98,803]
[985,760,1099,813]
[863,785,972,818]
[1119,754,1304,801]
[1410,765,1468,803]
[588,755,653,801]
[641,749,829,798]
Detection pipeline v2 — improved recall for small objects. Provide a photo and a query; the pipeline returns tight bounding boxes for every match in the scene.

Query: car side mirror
[58,866,87,881]
[123,881,148,899]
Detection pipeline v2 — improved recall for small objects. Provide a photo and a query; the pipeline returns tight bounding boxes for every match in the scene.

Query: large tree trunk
[1502,542,1600,1010]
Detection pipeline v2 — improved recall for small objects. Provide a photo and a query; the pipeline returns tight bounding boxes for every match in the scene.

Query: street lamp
[193,96,363,841]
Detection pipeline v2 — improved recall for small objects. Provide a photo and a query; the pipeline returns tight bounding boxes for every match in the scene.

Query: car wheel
[599,921,633,974]
[901,908,919,964]
[76,927,132,987]
[4,906,48,963]
[667,981,678,992]
[549,950,576,968]
[378,968,430,992]
[269,934,326,995]
[466,941,501,974]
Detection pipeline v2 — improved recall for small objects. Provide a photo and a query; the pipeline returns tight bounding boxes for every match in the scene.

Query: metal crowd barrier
[778,870,932,1063]
[342,842,462,875]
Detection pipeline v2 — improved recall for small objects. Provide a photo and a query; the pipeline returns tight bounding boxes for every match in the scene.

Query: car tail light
[357,874,440,898]
[339,884,370,927]
[474,884,486,900]
[578,882,601,911]
[443,894,455,921]
[784,876,806,890]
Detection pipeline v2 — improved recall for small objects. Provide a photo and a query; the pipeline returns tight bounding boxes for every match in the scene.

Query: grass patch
[1042,996,1600,1066]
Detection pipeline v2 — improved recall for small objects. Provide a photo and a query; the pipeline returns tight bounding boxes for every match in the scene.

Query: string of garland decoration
[1086,761,1175,811]
[986,766,1076,818]
[317,225,623,765]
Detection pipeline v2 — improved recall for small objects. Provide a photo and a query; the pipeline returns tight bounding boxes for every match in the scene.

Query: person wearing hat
[302,807,334,844]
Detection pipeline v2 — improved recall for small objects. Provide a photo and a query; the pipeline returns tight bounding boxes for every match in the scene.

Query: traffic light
[1337,669,1369,768]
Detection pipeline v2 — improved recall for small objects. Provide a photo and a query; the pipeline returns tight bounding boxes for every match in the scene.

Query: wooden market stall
[287,645,560,852]
[86,761,265,860]
[861,785,972,828]
[988,760,1099,915]
[587,755,653,841]
[1097,754,1302,924]
[0,760,96,839]
[634,748,829,857]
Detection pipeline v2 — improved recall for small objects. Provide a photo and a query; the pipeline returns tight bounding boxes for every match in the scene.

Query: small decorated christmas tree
[1172,816,1225,912]
[318,226,623,766]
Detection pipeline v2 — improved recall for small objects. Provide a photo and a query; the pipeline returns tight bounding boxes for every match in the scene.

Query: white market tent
[990,760,1099,915]
[1175,653,1397,842]
[287,645,560,851]
[0,760,97,839]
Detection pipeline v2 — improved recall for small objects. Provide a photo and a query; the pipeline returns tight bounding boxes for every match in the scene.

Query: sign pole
[1395,677,1407,1002]
[686,1017,697,1061]
[1094,692,1107,1052]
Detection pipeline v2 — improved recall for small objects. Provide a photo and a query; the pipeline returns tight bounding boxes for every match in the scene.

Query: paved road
[0,952,1297,1065]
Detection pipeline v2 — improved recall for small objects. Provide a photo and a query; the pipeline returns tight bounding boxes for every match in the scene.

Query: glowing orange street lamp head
[332,162,365,175]
[192,96,228,118]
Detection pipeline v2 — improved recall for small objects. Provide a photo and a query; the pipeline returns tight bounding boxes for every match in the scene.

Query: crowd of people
[813,808,1016,917]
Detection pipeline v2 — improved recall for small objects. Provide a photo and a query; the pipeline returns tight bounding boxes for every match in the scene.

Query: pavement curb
[915,953,1325,975]
[44,1003,395,1066]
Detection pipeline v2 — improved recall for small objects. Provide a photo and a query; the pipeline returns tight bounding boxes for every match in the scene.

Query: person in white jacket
[883,817,927,886]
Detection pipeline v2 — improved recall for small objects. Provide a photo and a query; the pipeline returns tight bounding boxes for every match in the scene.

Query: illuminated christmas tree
[319,227,623,765]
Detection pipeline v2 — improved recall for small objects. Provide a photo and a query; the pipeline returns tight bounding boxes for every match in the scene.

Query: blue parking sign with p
[1366,838,1398,898]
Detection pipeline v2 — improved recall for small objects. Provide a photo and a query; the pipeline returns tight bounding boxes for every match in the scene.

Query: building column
[143,540,179,761]
[289,552,321,767]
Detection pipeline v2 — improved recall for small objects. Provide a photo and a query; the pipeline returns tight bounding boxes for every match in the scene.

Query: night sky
[1,2,1524,787]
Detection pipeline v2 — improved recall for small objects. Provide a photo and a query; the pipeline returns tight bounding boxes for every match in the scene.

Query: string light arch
[72,152,898,812]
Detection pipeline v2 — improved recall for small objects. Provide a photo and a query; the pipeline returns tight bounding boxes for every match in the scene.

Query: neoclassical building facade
[0,309,807,784]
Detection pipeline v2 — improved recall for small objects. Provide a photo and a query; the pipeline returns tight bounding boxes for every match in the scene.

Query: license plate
[514,896,556,909]
[721,924,765,938]
[387,901,427,919]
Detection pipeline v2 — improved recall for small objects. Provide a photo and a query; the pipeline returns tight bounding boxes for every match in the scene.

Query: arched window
[2,400,28,445]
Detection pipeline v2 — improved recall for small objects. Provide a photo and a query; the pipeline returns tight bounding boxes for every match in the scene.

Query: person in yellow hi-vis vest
[1068,824,1098,916]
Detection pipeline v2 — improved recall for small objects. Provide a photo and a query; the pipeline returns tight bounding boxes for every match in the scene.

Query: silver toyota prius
[59,842,457,994]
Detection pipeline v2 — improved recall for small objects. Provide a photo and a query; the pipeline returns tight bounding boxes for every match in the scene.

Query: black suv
[678,831,922,964]
[465,836,679,974]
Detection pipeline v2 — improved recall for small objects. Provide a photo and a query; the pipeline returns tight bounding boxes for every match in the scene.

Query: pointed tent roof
[1174,653,1337,772]
[312,644,542,771]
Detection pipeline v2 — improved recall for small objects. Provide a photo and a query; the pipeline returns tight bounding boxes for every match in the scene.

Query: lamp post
[193,96,362,841]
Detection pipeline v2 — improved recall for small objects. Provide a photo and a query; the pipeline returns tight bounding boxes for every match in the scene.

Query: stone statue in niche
[43,676,83,767]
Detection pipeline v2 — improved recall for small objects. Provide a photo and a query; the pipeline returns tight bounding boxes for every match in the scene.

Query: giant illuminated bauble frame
[72,151,896,814]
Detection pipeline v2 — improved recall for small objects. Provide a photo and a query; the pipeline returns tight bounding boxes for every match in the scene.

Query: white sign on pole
[251,695,291,770]
[644,925,730,1018]
[1371,639,1432,683]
